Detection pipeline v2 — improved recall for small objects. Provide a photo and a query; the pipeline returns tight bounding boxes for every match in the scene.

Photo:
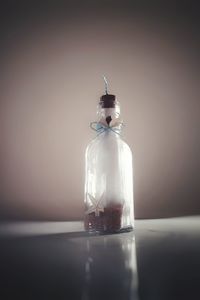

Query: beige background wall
[0,1,199,220]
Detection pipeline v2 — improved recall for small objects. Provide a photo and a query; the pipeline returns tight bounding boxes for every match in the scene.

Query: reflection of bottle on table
[82,233,139,300]
[84,78,134,233]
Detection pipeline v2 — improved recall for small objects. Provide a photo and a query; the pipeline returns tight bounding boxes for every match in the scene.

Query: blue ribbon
[90,122,124,136]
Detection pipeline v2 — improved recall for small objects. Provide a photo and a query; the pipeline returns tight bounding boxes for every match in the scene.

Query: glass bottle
[84,88,134,233]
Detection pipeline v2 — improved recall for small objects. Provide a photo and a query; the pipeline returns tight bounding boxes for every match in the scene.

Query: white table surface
[0,217,200,300]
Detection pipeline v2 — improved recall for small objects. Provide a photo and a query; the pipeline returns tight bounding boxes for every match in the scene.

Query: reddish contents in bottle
[84,203,123,232]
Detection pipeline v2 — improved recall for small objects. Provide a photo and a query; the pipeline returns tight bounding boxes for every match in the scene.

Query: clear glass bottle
[84,91,134,233]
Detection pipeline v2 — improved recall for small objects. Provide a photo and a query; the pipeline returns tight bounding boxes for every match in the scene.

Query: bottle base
[84,202,134,235]
[85,225,134,235]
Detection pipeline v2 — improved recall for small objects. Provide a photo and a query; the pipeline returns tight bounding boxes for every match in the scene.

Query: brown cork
[100,94,116,108]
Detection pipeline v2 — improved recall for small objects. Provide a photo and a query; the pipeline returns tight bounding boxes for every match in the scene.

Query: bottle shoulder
[121,139,132,154]
[120,139,133,159]
[86,133,132,156]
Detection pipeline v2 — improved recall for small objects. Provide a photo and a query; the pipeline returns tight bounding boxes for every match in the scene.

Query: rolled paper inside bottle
[102,132,124,207]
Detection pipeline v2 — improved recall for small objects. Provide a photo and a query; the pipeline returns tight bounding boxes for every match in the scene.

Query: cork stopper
[100,94,116,108]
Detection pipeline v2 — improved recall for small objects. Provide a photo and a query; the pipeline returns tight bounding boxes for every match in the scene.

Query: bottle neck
[97,101,121,123]
[94,101,123,137]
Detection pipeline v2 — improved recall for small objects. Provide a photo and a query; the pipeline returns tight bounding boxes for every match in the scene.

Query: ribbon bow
[90,121,124,136]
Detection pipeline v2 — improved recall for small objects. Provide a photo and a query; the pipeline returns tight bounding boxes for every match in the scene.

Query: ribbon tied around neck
[90,120,124,136]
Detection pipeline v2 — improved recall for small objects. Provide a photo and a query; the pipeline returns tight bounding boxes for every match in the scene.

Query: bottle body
[84,130,134,233]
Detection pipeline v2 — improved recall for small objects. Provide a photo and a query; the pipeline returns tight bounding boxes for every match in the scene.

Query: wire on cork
[100,76,116,108]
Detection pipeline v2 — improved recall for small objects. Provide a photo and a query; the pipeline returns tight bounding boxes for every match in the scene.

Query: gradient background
[0,1,199,220]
